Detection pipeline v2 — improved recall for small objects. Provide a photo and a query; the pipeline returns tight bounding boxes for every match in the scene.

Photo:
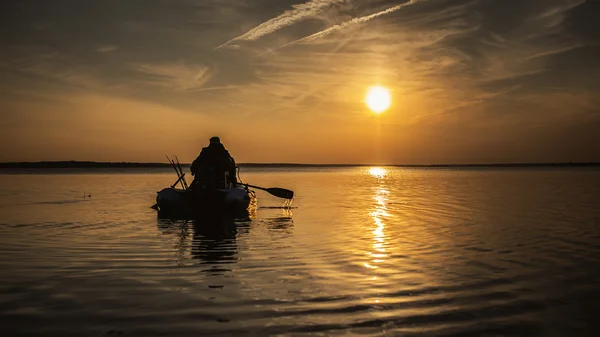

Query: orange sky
[2,0,599,164]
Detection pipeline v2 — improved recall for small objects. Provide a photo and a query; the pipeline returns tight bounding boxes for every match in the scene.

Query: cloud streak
[286,0,426,45]
[216,0,346,49]
[135,62,213,91]
[96,45,117,53]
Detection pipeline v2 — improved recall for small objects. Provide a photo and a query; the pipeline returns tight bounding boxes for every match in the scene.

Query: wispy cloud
[135,62,213,91]
[286,0,426,45]
[96,45,117,53]
[216,0,346,49]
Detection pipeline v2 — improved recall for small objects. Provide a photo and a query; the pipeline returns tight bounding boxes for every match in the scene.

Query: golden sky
[1,0,599,164]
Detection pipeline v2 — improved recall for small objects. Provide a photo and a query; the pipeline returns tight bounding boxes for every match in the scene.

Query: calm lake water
[1,167,599,336]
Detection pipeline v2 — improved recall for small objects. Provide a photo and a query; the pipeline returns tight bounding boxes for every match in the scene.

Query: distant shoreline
[0,161,598,169]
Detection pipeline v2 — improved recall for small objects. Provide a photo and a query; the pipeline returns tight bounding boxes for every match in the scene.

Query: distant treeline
[239,162,600,168]
[0,161,598,169]
[0,161,175,169]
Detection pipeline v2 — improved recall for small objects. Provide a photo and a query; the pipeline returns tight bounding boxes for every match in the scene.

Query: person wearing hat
[190,137,237,189]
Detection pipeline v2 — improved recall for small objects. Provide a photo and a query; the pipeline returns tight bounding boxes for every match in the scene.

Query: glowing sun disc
[366,86,391,114]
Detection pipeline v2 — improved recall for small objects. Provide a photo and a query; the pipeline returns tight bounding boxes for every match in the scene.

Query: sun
[365,85,391,114]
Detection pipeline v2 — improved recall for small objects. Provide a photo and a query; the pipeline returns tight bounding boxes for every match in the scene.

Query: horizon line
[0,160,599,168]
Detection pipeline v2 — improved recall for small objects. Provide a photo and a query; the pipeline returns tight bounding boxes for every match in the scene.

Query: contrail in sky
[285,0,425,46]
[215,0,346,49]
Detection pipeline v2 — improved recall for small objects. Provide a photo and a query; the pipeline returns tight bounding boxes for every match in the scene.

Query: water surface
[1,167,599,336]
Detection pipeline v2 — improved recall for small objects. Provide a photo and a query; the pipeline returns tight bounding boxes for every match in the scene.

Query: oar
[242,183,294,199]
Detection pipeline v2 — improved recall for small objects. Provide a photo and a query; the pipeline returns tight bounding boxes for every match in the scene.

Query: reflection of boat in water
[192,215,243,270]
[157,214,251,271]
[156,211,293,270]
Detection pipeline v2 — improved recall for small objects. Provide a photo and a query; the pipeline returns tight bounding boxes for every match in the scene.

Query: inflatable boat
[155,184,256,218]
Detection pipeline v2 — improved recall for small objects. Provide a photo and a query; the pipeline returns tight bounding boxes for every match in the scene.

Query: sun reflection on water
[363,167,395,306]
[368,167,387,178]
[365,167,390,272]
[369,188,389,268]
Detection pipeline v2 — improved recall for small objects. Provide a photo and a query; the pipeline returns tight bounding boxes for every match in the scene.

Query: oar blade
[266,187,294,199]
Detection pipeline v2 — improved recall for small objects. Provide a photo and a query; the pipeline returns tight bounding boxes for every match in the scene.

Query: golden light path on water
[365,167,390,305]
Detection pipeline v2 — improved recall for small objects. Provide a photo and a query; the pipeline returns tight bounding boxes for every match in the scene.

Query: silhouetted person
[190,137,237,189]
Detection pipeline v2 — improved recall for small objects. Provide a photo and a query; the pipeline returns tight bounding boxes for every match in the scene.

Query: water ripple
[1,168,599,335]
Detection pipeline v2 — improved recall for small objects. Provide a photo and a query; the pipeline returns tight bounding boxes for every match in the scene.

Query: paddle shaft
[244,184,268,192]
[241,183,294,199]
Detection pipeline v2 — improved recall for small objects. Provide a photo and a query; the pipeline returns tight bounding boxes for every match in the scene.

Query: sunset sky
[2,0,599,164]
